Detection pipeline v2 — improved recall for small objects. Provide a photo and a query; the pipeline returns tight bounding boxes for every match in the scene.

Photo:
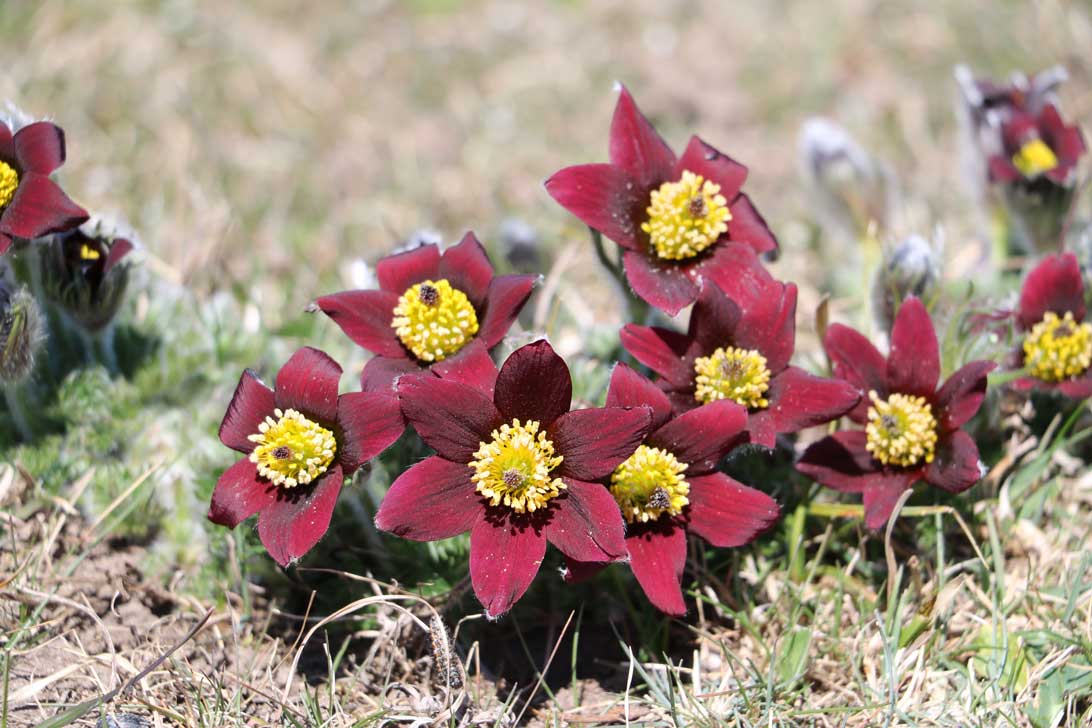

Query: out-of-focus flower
[209,347,405,566]
[375,340,652,618]
[40,219,135,331]
[988,105,1085,187]
[797,298,995,529]
[546,85,777,316]
[620,249,859,448]
[499,217,542,273]
[563,364,778,615]
[871,233,941,335]
[0,119,88,255]
[0,281,44,383]
[955,65,1067,160]
[314,233,537,393]
[1009,253,1092,397]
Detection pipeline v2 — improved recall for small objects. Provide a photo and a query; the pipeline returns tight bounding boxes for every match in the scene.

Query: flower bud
[40,219,135,332]
[871,234,940,334]
[0,283,45,383]
[500,217,542,272]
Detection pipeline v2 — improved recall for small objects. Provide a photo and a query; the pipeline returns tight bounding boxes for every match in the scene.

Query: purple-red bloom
[797,298,995,530]
[564,364,779,615]
[1009,253,1092,398]
[545,86,778,316]
[210,347,405,566]
[621,255,859,448]
[0,120,88,255]
[314,232,537,392]
[987,104,1085,187]
[375,339,652,618]
[42,225,135,331]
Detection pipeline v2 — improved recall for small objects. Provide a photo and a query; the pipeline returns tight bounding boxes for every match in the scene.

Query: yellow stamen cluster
[0,161,19,209]
[391,279,479,362]
[865,391,938,468]
[1012,138,1059,178]
[469,419,565,513]
[248,408,337,488]
[610,445,689,524]
[641,170,732,260]
[80,243,101,261]
[1023,311,1092,382]
[693,346,771,408]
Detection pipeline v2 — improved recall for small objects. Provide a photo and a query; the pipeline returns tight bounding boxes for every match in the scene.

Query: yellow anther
[469,419,565,513]
[865,391,938,468]
[1012,138,1059,178]
[1023,311,1092,382]
[79,243,101,261]
[693,346,771,408]
[0,161,18,209]
[248,408,337,488]
[641,170,732,260]
[391,278,479,362]
[609,445,689,524]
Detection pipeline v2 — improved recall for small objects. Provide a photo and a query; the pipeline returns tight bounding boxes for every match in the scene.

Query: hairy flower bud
[871,234,940,335]
[40,218,135,332]
[0,283,45,383]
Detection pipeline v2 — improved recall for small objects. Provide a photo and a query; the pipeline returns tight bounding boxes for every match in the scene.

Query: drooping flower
[987,104,1085,188]
[797,298,995,529]
[563,364,779,615]
[209,347,405,566]
[620,253,859,448]
[40,219,135,331]
[545,86,778,316]
[314,233,537,392]
[375,339,652,618]
[0,120,88,255]
[1008,253,1092,397]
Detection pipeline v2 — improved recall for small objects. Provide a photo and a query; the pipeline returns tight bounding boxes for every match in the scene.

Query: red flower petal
[619,323,693,386]
[700,242,772,306]
[626,523,688,616]
[725,193,778,254]
[935,360,995,431]
[1057,372,1092,399]
[360,356,422,393]
[608,85,677,188]
[0,122,13,162]
[648,399,746,475]
[825,324,886,421]
[796,431,878,493]
[545,478,626,562]
[687,281,743,357]
[494,339,572,426]
[686,472,779,547]
[315,289,405,358]
[13,121,65,175]
[747,367,860,448]
[376,243,441,294]
[103,238,134,274]
[336,391,405,475]
[622,249,700,316]
[544,163,646,251]
[439,232,494,308]
[476,273,537,348]
[887,297,940,397]
[1017,253,1085,330]
[275,347,341,424]
[470,515,547,618]
[0,233,11,255]
[675,136,748,202]
[605,363,673,431]
[924,430,982,493]
[551,406,651,481]
[375,456,482,541]
[0,173,88,240]
[258,465,344,566]
[397,375,500,462]
[988,155,1021,183]
[219,369,275,453]
[732,282,797,375]
[431,339,498,397]
[208,458,277,528]
[862,476,915,530]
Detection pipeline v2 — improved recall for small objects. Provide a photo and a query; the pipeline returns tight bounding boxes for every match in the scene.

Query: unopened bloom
[0,119,88,255]
[565,364,779,615]
[40,220,135,331]
[546,86,778,316]
[620,254,859,447]
[0,282,44,383]
[375,339,652,618]
[209,347,405,566]
[797,298,995,529]
[871,233,940,335]
[314,233,537,392]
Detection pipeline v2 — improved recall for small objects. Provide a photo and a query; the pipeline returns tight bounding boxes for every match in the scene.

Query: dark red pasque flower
[210,347,405,566]
[41,225,135,331]
[1009,253,1092,397]
[375,339,652,618]
[564,364,779,615]
[315,232,537,392]
[545,86,778,316]
[620,251,859,448]
[0,120,88,255]
[987,104,1085,187]
[797,298,995,530]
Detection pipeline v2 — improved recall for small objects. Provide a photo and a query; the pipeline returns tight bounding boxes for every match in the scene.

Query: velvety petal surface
[935,361,995,430]
[1057,372,1092,399]
[13,122,65,174]
[336,391,405,474]
[725,193,778,254]
[0,174,88,239]
[470,516,548,618]
[746,367,860,448]
[360,356,421,393]
[686,472,780,547]
[924,430,983,493]
[219,369,275,453]
[208,458,277,528]
[605,363,673,431]
[731,282,797,374]
[375,456,482,541]
[608,85,677,188]
[544,163,646,250]
[315,290,406,358]
[439,232,494,307]
[796,431,881,493]
[397,375,500,462]
[551,406,652,480]
[862,477,915,530]
[103,238,134,274]
[623,249,700,316]
[275,347,342,424]
[545,479,627,562]
[648,399,746,474]
[825,323,887,420]
[431,339,498,397]
[626,523,688,616]
[257,465,344,566]
[494,339,572,426]
[376,243,441,294]
[619,324,692,385]
[887,297,940,397]
[675,136,747,201]
[476,274,537,348]
[1017,253,1085,330]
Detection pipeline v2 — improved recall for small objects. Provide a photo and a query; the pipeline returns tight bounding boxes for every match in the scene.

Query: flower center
[1012,138,1058,178]
[0,161,19,209]
[641,170,732,260]
[1023,311,1092,382]
[609,445,689,524]
[391,278,480,362]
[865,391,938,468]
[80,243,101,261]
[247,408,337,488]
[469,419,566,513]
[693,346,771,408]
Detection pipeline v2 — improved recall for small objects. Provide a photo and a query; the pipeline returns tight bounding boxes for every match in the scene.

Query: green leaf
[776,627,812,687]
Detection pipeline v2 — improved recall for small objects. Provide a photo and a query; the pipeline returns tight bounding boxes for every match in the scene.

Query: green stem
[588,227,650,325]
